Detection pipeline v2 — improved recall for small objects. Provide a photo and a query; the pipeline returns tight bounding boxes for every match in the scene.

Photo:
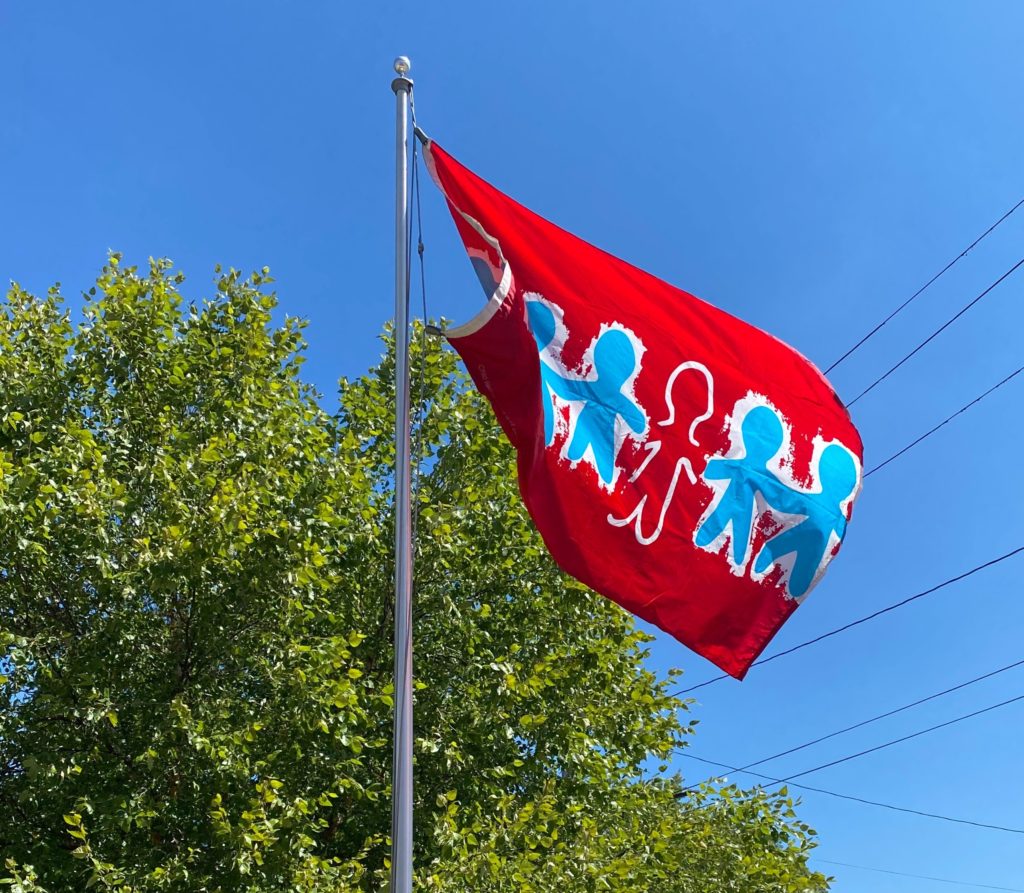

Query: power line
[864,364,1024,477]
[679,659,1024,798]
[715,656,1024,774]
[816,858,1024,892]
[774,691,1024,784]
[674,545,1024,695]
[845,255,1024,407]
[825,195,1024,374]
[676,754,1024,835]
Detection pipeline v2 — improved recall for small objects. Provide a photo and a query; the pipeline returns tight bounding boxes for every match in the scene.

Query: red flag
[426,141,863,678]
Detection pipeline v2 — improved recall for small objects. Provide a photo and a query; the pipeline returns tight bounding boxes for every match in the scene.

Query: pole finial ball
[393,56,411,75]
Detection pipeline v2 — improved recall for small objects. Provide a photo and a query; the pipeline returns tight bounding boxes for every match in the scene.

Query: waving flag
[425,141,863,678]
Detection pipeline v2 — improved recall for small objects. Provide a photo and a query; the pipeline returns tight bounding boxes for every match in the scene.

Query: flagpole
[389,55,414,893]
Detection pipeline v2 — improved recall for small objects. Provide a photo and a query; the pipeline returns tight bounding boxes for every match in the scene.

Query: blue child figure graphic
[752,443,858,597]
[527,301,561,445]
[526,300,646,486]
[695,405,791,566]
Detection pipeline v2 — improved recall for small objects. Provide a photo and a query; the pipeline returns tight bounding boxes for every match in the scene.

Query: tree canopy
[0,257,829,891]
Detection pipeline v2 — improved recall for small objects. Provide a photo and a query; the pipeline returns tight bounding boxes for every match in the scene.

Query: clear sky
[3,2,1024,890]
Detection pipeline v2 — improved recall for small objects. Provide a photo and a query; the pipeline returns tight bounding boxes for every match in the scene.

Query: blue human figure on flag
[752,443,858,597]
[695,405,792,566]
[527,301,561,444]
[527,300,646,485]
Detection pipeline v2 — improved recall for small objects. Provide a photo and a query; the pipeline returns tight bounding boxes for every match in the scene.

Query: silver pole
[389,55,414,893]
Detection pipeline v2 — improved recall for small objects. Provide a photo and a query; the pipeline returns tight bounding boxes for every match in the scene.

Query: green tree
[0,257,829,891]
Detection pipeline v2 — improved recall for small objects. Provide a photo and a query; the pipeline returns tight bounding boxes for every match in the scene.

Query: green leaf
[0,267,826,893]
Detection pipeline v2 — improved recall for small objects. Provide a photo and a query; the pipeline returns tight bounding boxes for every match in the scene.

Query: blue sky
[3,2,1024,890]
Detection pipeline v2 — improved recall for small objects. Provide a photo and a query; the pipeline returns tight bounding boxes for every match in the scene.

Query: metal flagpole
[389,55,414,893]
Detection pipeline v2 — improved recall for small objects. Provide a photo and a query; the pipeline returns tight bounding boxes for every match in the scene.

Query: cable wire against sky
[676,754,1024,835]
[845,255,1024,407]
[674,545,1024,695]
[773,692,1024,784]
[825,195,1024,374]
[864,364,1024,477]
[686,655,1024,783]
[814,859,1024,892]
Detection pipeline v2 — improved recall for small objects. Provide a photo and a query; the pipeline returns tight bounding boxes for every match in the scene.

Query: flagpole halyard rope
[409,98,432,547]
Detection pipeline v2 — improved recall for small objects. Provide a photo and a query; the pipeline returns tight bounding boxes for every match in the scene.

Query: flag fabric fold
[425,140,863,678]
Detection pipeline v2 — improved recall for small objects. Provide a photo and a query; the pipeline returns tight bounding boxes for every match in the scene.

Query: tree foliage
[0,257,829,891]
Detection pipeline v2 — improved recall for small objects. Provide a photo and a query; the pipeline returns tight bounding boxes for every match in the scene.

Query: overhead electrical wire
[814,859,1024,892]
[845,255,1024,407]
[770,691,1024,784]
[673,545,1024,695]
[661,197,1024,881]
[864,364,1024,477]
[689,656,1024,780]
[675,754,1024,835]
[825,195,1024,374]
